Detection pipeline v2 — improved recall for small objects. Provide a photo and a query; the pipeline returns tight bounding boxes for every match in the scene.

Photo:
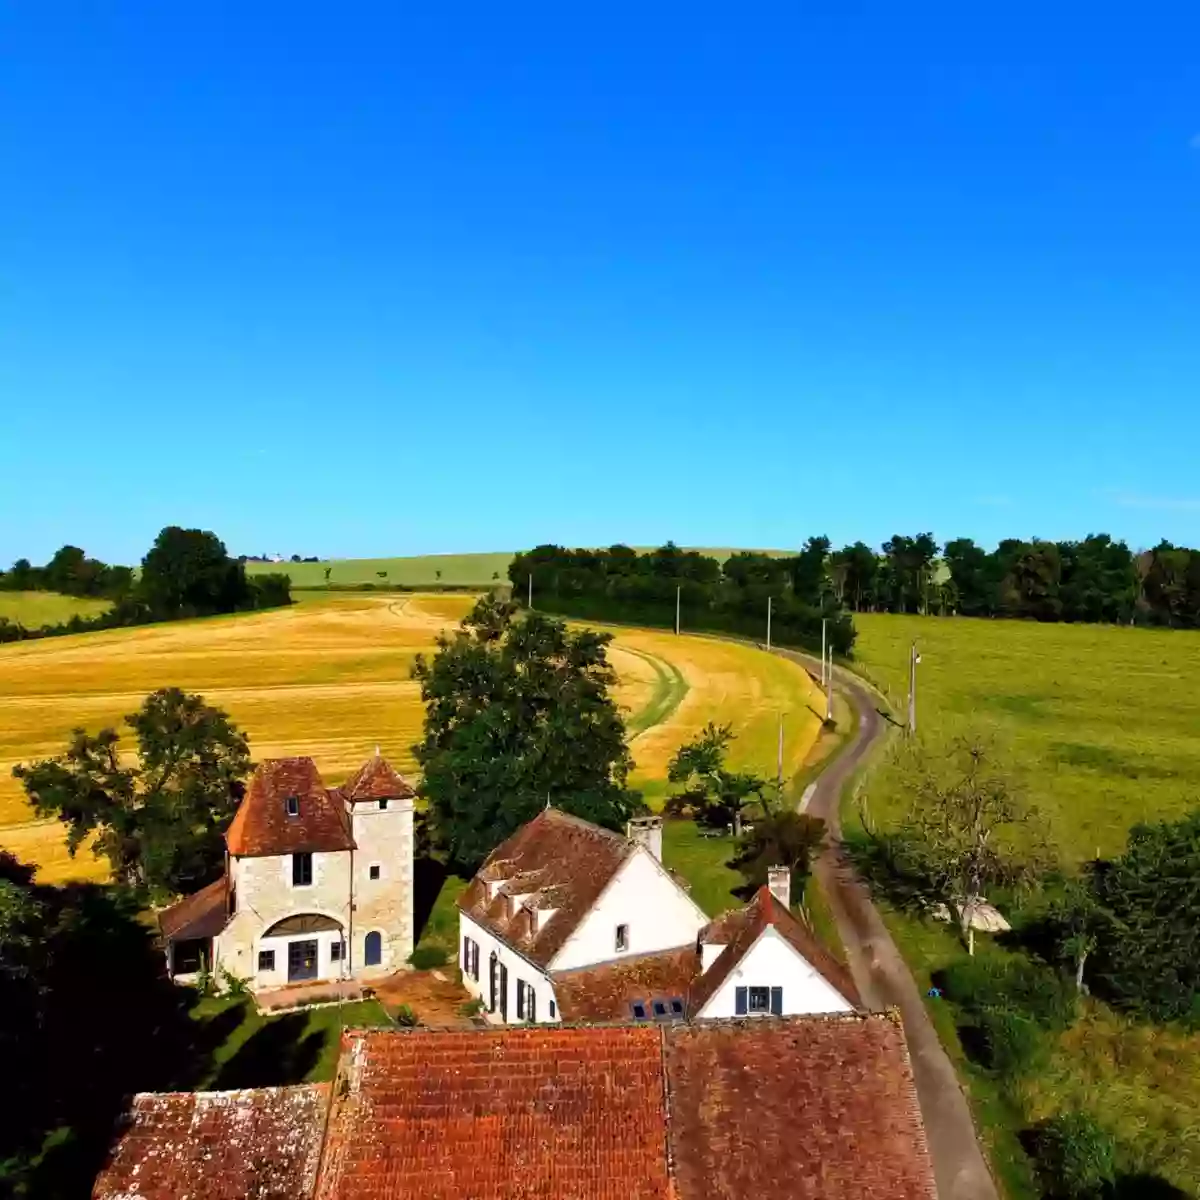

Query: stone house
[159,753,414,990]
[457,808,858,1024]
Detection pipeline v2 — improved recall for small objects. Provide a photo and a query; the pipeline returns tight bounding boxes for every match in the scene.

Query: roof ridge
[537,806,630,844]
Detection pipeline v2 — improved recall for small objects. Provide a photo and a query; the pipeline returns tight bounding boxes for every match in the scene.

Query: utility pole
[675,585,681,635]
[776,712,784,789]
[527,574,533,609]
[907,641,920,735]
[766,596,772,651]
[825,642,834,722]
[820,618,827,689]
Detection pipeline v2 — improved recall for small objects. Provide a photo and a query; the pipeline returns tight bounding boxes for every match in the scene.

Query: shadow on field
[413,855,449,946]
[213,1013,324,1090]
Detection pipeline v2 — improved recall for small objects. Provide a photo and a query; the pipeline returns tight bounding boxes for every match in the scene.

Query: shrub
[219,966,251,997]
[1025,1111,1116,1198]
[458,997,484,1019]
[939,954,1076,1031]
[394,1004,419,1027]
[408,945,449,970]
[974,1006,1045,1077]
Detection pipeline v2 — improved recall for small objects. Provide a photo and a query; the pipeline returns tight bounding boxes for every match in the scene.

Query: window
[652,1000,667,1019]
[364,931,382,966]
[736,986,784,1016]
[292,852,313,887]
[748,987,770,1013]
[286,795,299,817]
[549,999,556,1020]
[631,1000,647,1021]
[615,923,629,952]
[379,799,389,811]
[369,863,381,881]
[258,950,275,972]
[331,940,343,963]
[670,998,685,1016]
[463,935,471,976]
[528,989,537,1023]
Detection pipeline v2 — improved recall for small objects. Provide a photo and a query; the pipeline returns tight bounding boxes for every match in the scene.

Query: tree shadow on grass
[1109,1175,1190,1199]
[213,1014,325,1090]
[413,855,449,946]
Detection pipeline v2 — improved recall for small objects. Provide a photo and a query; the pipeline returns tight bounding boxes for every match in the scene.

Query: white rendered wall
[695,926,854,1018]
[548,848,708,972]
[458,912,561,1025]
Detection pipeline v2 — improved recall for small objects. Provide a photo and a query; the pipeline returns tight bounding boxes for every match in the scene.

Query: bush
[1025,1112,1115,1198]
[394,1004,419,1027]
[219,966,251,997]
[939,954,1077,1031]
[408,945,449,970]
[974,1006,1045,1077]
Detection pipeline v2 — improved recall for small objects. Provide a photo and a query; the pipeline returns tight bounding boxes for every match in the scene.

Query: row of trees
[831,533,1200,627]
[0,527,292,644]
[509,542,857,655]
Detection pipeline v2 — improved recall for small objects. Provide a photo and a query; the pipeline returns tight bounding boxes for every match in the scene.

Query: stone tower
[342,752,416,976]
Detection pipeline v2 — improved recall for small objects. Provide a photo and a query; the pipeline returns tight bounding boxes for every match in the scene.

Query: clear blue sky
[3,2,1198,566]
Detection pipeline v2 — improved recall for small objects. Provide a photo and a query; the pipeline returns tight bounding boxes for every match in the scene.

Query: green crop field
[0,592,112,628]
[851,614,1200,1197]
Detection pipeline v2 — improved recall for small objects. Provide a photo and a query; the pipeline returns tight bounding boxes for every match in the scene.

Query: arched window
[364,931,382,966]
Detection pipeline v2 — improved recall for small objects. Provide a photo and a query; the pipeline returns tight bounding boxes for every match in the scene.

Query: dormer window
[615,924,629,952]
[378,799,388,811]
[286,795,299,818]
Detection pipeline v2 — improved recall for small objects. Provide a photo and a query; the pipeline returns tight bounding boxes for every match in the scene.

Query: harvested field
[0,593,823,882]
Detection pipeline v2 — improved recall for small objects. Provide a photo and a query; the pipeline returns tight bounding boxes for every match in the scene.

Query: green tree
[412,596,639,868]
[665,722,773,836]
[14,688,252,895]
[1027,1111,1116,1199]
[138,526,251,618]
[730,811,826,895]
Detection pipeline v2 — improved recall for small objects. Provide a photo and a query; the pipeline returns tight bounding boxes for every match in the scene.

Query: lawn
[187,995,392,1089]
[850,613,1200,1196]
[0,591,111,628]
[0,593,823,882]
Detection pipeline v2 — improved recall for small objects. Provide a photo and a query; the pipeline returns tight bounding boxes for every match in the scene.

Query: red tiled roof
[315,1026,672,1200]
[553,946,700,1022]
[159,875,229,942]
[690,886,861,1016]
[340,754,415,802]
[226,758,354,857]
[92,1085,329,1200]
[663,1014,937,1200]
[457,809,633,969]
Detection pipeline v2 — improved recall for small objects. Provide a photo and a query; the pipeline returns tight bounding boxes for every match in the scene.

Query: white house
[159,753,414,992]
[457,809,859,1025]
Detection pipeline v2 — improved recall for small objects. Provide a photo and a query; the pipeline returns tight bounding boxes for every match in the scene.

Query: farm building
[93,1014,937,1200]
[158,753,414,993]
[458,807,859,1024]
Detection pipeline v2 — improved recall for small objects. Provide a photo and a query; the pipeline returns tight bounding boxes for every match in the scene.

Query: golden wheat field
[0,593,824,882]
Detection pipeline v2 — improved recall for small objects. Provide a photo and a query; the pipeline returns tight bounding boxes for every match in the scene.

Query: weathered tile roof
[315,1026,672,1200]
[226,757,354,857]
[553,946,700,1022]
[159,875,230,942]
[339,754,415,802]
[91,1084,328,1200]
[664,1014,937,1200]
[457,808,633,968]
[690,886,861,1015]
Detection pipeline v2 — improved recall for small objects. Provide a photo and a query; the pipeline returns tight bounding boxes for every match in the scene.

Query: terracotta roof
[339,754,415,802]
[457,809,633,968]
[226,758,354,857]
[553,946,700,1022]
[159,875,230,942]
[690,886,861,1015]
[663,1014,937,1200]
[315,1026,672,1200]
[92,1085,329,1200]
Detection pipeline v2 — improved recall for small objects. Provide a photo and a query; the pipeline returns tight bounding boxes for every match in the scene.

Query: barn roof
[159,875,229,942]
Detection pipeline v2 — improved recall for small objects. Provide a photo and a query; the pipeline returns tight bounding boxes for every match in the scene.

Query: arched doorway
[364,930,382,967]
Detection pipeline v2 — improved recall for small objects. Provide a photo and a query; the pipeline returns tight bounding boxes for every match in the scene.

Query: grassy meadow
[0,591,112,627]
[851,614,1200,1196]
[0,592,824,883]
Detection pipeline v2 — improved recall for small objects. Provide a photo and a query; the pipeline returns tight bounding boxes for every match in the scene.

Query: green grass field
[0,592,111,628]
[850,614,1200,1196]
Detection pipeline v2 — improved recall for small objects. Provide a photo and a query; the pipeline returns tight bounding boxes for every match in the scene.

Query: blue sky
[2,2,1198,565]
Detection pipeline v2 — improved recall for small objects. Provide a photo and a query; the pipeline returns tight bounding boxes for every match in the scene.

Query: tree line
[0,526,292,644]
[509,541,857,655]
[832,532,1200,627]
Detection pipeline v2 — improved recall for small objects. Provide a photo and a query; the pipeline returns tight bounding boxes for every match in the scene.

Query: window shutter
[463,936,469,971]
[529,990,537,1023]
[735,987,748,1015]
[770,986,783,1015]
[516,981,524,1020]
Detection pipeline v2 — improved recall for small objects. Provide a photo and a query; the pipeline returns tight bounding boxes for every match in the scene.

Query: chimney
[767,865,791,910]
[626,815,663,862]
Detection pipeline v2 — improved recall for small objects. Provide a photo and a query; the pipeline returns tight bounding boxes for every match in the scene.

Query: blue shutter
[770,986,783,1015]
[529,989,537,1023]
[735,986,748,1015]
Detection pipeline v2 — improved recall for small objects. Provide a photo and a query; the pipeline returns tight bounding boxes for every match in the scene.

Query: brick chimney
[767,865,791,910]
[626,815,663,862]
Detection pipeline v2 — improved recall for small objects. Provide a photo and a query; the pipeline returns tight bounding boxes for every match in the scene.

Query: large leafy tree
[412,596,639,868]
[665,722,773,836]
[730,811,826,897]
[14,688,251,895]
[138,526,252,618]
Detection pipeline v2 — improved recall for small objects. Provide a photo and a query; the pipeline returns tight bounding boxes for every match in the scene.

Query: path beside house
[774,648,1000,1200]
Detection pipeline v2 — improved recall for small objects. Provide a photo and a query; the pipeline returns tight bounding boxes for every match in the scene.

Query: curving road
[773,648,1000,1200]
